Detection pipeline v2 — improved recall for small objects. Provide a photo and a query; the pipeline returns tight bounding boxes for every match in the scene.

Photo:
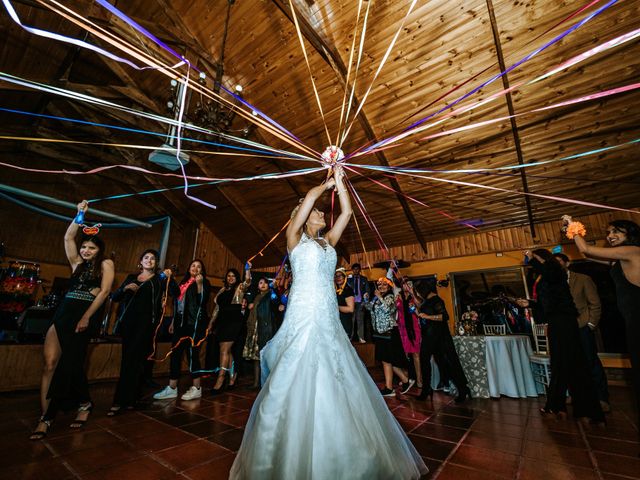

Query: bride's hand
[324,178,336,191]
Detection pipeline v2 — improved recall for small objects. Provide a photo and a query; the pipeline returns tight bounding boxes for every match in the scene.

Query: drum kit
[0,261,62,342]
[0,260,42,313]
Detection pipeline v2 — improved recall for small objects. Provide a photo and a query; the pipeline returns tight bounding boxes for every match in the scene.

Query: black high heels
[454,386,472,403]
[70,402,93,428]
[29,417,52,441]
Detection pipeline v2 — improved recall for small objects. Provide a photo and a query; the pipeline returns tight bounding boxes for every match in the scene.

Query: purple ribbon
[365,0,619,152]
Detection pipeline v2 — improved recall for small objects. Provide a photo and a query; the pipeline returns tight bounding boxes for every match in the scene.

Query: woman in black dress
[153,259,211,401]
[211,265,251,393]
[335,269,355,337]
[108,249,176,415]
[565,217,640,432]
[520,249,603,422]
[30,200,115,440]
[415,279,470,403]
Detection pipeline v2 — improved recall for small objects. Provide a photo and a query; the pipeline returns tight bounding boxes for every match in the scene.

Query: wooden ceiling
[1,0,639,266]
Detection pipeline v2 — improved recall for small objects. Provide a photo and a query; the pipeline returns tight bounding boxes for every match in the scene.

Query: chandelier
[165,0,255,142]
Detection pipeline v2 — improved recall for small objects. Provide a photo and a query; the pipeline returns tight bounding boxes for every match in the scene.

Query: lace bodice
[288,232,337,300]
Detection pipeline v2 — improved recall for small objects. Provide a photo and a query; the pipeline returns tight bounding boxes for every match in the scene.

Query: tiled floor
[1,370,638,480]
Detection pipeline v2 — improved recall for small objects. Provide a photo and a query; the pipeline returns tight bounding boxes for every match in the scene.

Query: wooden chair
[530,322,551,393]
[483,324,506,335]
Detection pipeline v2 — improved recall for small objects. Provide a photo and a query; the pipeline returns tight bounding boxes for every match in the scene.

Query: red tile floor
[2,369,638,480]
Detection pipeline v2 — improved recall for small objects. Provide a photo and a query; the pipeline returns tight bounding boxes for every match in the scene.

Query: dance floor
[1,368,638,480]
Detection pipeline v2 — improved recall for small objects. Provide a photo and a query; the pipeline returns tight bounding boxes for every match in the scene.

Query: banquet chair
[483,324,506,335]
[529,323,551,393]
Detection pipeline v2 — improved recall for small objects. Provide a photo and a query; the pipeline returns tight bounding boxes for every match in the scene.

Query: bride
[230,165,427,479]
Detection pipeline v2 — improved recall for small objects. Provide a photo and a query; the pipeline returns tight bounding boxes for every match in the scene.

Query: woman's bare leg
[383,362,394,389]
[412,353,423,387]
[392,367,409,384]
[40,325,61,414]
[214,342,233,389]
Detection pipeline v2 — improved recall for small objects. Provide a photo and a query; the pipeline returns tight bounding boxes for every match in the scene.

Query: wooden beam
[485,0,537,238]
[271,0,429,254]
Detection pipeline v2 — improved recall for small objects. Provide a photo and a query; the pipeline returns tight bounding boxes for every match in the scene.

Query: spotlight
[235,84,243,93]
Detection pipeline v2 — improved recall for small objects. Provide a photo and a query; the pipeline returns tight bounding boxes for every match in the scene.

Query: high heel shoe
[211,376,228,396]
[226,372,238,391]
[29,417,52,441]
[106,405,122,417]
[70,402,93,428]
[416,387,433,401]
[454,386,472,404]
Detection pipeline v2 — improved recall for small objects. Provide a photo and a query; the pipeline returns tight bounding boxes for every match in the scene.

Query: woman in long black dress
[520,248,603,421]
[153,259,211,401]
[30,200,115,440]
[565,216,640,433]
[108,249,176,415]
[415,279,470,403]
[211,265,251,393]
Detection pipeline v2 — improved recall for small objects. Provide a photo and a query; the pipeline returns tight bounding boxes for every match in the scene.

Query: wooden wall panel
[193,223,242,282]
[344,209,640,267]
[0,198,189,276]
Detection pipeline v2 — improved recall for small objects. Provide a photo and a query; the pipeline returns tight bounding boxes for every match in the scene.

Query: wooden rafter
[271,0,429,254]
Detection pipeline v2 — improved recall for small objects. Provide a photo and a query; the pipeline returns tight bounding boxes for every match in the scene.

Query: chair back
[483,324,506,335]
[533,323,549,354]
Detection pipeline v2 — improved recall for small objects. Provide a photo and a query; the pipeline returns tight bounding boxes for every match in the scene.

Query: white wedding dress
[229,233,428,479]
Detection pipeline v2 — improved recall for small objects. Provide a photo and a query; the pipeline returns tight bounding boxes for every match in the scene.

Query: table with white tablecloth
[452,335,541,399]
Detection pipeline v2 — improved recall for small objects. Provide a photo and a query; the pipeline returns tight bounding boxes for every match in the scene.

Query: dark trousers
[579,326,609,403]
[624,318,640,437]
[169,326,203,380]
[546,316,603,421]
[419,322,468,392]
[113,322,153,407]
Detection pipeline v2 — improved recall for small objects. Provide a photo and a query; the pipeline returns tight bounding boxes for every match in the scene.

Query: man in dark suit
[347,263,370,342]
[555,253,609,411]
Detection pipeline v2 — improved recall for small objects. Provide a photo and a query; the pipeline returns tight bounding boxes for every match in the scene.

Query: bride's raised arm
[325,165,352,247]
[286,176,336,252]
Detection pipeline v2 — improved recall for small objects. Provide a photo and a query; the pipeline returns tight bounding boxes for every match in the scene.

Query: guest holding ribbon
[335,268,355,336]
[243,277,280,388]
[563,216,640,429]
[211,264,252,394]
[518,248,603,422]
[396,279,422,394]
[108,249,176,415]
[553,252,609,412]
[347,262,370,342]
[153,259,211,401]
[30,200,115,440]
[364,277,411,397]
[415,279,470,403]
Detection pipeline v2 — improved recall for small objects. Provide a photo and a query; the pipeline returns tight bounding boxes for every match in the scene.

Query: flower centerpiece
[457,306,479,336]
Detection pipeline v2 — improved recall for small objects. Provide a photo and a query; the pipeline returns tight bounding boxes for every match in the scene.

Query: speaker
[18,307,54,340]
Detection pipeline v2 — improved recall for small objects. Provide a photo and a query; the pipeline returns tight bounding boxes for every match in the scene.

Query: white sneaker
[153,386,177,400]
[180,386,202,401]
[400,379,416,395]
